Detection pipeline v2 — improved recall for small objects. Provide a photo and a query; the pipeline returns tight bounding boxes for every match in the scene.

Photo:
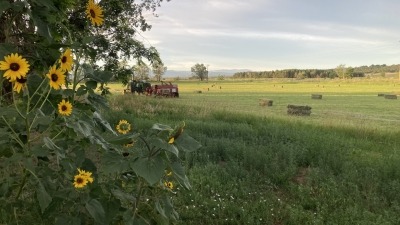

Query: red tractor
[146,81,179,97]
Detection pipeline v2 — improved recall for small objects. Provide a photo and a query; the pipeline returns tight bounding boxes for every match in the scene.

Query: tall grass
[105,94,400,224]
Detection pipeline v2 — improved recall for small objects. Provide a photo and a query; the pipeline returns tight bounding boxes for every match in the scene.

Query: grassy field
[108,78,400,131]
[105,78,400,224]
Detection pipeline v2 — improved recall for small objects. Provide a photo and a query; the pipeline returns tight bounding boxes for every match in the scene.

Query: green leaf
[62,89,74,97]
[149,137,179,157]
[93,111,118,135]
[43,137,61,151]
[106,133,139,145]
[111,189,135,202]
[55,216,81,225]
[0,1,11,17]
[170,162,191,189]
[123,210,148,225]
[31,146,49,158]
[31,12,52,41]
[97,71,113,83]
[76,85,87,96]
[131,156,165,185]
[86,80,98,89]
[0,106,17,117]
[37,181,52,213]
[152,123,173,131]
[87,93,109,111]
[31,0,57,10]
[31,109,52,129]
[85,199,106,225]
[101,151,130,174]
[0,43,16,58]
[174,132,202,152]
[66,120,110,150]
[10,1,25,12]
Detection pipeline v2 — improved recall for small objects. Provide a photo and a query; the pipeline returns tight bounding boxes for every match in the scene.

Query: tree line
[232,64,400,79]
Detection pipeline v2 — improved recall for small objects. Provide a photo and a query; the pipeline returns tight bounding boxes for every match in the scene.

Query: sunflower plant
[0,0,199,224]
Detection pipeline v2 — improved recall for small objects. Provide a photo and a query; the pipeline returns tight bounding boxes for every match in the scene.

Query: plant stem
[132,179,144,221]
[15,169,28,200]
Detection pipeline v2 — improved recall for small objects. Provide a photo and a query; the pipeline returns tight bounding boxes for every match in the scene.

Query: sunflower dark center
[51,73,58,82]
[76,177,83,184]
[16,77,27,84]
[10,63,20,71]
[61,56,67,63]
[61,105,67,111]
[90,9,96,18]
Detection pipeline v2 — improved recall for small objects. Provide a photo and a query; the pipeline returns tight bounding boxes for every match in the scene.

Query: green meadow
[105,78,400,224]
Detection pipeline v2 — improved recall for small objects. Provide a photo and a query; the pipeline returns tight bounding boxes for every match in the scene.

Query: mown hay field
[107,78,400,132]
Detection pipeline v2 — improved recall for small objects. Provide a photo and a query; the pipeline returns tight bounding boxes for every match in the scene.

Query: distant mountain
[164,69,252,78]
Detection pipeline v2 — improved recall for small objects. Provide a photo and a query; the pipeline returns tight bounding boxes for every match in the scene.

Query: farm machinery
[126,80,179,97]
[147,81,179,97]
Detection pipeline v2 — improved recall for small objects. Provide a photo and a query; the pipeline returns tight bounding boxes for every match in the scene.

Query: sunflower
[168,137,175,144]
[86,0,104,26]
[124,140,135,148]
[165,170,173,176]
[77,168,94,183]
[58,99,73,116]
[59,48,73,72]
[46,65,66,90]
[116,120,131,134]
[164,181,174,190]
[0,53,30,81]
[13,76,27,93]
[73,174,88,188]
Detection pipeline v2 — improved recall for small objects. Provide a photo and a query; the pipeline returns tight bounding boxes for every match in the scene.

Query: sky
[140,0,400,71]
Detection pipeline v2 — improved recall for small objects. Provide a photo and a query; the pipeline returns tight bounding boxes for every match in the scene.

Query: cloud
[140,0,400,70]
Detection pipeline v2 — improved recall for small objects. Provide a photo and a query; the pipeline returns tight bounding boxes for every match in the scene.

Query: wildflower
[164,181,173,190]
[77,168,94,183]
[13,76,27,93]
[0,53,30,81]
[86,0,104,26]
[168,121,185,143]
[116,120,131,134]
[46,65,65,90]
[73,174,88,188]
[58,99,73,116]
[59,48,73,72]
[165,170,172,176]
[124,140,135,148]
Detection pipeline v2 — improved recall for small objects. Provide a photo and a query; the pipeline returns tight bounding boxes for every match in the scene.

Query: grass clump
[106,94,400,225]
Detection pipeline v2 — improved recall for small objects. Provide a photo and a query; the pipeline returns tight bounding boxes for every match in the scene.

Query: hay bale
[384,94,397,99]
[287,104,312,116]
[259,99,273,107]
[377,93,385,97]
[311,94,322,99]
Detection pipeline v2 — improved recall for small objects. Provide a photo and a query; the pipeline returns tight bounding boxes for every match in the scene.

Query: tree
[335,64,347,79]
[152,60,167,81]
[134,60,150,80]
[191,63,208,81]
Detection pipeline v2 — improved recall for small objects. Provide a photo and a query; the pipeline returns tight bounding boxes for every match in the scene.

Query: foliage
[135,60,150,80]
[0,0,202,224]
[152,60,167,82]
[191,63,208,81]
[108,92,400,225]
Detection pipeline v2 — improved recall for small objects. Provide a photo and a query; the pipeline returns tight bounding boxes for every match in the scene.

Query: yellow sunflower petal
[0,53,30,81]
[58,99,73,116]
[86,0,104,26]
[59,48,73,72]
[46,65,66,90]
